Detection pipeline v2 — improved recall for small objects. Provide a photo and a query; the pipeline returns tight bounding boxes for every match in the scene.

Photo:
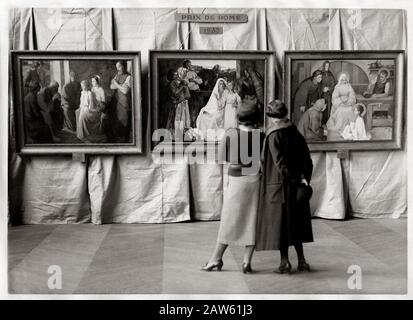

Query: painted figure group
[161,59,264,140]
[23,61,132,144]
[293,61,391,141]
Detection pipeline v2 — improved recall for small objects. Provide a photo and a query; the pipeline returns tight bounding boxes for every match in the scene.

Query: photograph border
[149,50,276,151]
[283,50,406,152]
[11,50,143,155]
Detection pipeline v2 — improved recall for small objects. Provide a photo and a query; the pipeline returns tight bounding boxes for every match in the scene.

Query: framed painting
[150,50,276,150]
[284,50,405,151]
[11,51,143,154]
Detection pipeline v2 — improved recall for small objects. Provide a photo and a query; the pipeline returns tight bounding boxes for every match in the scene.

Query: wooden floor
[8,218,407,295]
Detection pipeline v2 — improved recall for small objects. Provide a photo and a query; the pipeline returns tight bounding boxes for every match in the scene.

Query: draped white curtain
[8,8,407,224]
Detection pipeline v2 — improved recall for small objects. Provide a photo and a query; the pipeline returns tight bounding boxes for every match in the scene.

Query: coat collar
[261,118,292,165]
[265,118,292,135]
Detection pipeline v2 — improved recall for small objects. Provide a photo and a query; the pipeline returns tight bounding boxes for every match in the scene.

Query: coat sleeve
[299,134,313,183]
[268,132,293,181]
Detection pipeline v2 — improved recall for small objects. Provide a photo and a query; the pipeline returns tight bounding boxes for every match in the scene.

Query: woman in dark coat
[256,100,314,274]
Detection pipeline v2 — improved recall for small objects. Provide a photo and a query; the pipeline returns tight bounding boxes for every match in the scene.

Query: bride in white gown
[196,78,227,140]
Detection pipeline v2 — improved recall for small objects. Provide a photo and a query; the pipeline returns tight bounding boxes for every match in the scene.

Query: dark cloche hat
[267,100,288,119]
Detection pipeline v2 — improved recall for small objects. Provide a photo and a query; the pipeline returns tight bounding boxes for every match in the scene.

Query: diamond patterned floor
[8,218,407,294]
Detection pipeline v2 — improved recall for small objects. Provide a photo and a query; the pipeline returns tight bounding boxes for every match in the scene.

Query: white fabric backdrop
[8,8,407,224]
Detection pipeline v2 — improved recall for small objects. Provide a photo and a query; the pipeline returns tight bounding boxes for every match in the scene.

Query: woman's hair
[312,70,323,78]
[81,79,90,90]
[378,68,390,79]
[355,103,365,114]
[267,100,288,119]
[322,60,330,68]
[116,60,127,71]
[183,59,191,69]
[92,75,101,85]
[226,78,235,87]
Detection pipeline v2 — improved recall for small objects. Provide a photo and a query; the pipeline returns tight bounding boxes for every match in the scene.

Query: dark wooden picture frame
[11,51,143,154]
[149,50,276,151]
[284,50,405,151]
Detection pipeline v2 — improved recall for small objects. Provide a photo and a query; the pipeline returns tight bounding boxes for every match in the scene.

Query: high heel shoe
[242,263,253,274]
[200,260,223,272]
[297,261,311,272]
[274,261,292,274]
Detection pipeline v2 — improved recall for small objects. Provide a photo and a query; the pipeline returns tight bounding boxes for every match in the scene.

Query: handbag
[296,183,313,203]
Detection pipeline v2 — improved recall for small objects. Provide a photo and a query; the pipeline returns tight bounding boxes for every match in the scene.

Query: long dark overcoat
[255,123,314,251]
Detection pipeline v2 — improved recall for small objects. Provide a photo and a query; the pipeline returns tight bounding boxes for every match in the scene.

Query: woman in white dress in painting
[326,72,357,135]
[77,79,106,143]
[91,75,106,109]
[223,79,242,130]
[196,78,227,140]
[341,103,372,140]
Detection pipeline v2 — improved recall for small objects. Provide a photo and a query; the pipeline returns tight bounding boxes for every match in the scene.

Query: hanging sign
[199,26,224,35]
[175,13,248,23]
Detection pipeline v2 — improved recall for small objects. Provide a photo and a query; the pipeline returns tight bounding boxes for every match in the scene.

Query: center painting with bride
[157,58,265,141]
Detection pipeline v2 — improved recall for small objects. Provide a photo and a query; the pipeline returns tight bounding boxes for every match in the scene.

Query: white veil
[202,78,227,113]
[195,78,227,140]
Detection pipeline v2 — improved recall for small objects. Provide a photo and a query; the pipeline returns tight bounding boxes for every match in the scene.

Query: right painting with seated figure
[284,51,405,151]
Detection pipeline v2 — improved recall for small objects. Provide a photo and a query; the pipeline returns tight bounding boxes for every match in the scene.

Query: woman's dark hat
[296,184,313,202]
[267,100,288,118]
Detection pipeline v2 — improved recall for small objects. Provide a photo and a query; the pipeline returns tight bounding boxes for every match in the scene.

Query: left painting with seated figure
[12,51,143,154]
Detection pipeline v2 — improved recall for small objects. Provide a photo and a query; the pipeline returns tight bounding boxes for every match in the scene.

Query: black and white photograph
[12,51,143,154]
[1,1,411,306]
